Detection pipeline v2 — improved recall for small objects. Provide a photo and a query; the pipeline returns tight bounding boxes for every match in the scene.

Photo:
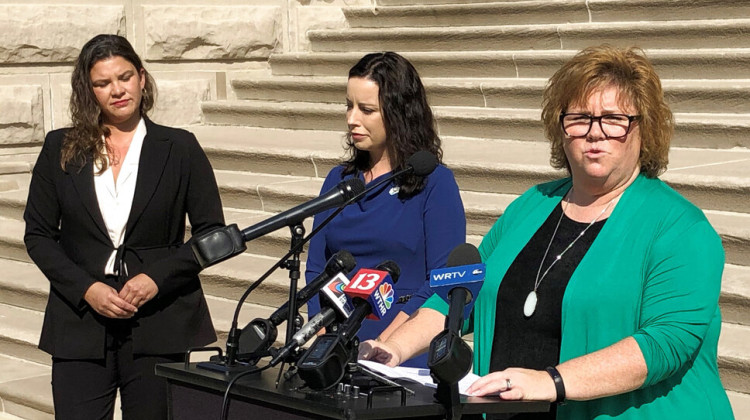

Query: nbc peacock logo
[378,283,394,309]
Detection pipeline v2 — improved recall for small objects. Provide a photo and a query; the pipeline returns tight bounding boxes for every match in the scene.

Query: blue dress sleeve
[401,166,466,315]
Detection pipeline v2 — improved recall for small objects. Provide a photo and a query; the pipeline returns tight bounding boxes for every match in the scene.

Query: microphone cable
[219,363,272,420]
[223,151,438,365]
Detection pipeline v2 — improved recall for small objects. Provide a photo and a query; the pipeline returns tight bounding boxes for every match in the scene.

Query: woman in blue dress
[305,52,466,367]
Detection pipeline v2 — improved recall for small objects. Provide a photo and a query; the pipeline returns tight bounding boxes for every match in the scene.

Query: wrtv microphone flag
[429,244,485,322]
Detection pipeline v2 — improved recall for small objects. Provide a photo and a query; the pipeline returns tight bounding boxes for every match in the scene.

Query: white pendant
[524,291,538,317]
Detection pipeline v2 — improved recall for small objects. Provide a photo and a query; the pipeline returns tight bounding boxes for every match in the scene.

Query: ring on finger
[505,378,512,390]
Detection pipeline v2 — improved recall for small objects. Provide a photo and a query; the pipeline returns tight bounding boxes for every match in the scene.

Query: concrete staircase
[1,0,749,418]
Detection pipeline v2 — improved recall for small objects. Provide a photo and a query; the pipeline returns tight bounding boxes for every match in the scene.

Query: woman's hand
[84,282,137,318]
[358,339,404,367]
[118,273,159,308]
[467,368,556,402]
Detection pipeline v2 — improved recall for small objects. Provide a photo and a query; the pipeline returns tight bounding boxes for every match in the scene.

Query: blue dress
[305,164,466,367]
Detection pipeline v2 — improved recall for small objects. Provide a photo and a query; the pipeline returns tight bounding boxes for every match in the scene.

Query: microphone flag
[344,268,395,320]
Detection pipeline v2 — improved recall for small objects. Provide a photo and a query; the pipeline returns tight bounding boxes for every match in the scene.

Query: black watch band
[545,366,566,404]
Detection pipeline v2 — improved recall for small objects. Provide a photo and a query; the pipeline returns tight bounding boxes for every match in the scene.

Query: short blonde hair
[541,45,673,178]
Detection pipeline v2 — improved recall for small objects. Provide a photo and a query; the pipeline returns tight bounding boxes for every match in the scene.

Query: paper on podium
[358,360,480,395]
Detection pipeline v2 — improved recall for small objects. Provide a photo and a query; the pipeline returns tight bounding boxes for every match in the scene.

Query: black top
[488,203,606,420]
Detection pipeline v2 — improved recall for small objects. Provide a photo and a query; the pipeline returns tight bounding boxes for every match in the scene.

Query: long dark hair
[61,34,156,173]
[343,52,442,198]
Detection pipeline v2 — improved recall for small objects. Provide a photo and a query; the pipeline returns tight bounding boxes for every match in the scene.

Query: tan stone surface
[151,78,212,126]
[0,0,748,416]
[143,5,282,61]
[294,6,348,51]
[0,85,43,145]
[0,5,124,64]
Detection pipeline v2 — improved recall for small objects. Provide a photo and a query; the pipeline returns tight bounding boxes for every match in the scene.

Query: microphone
[269,250,356,326]
[268,272,353,365]
[351,151,438,202]
[429,243,485,332]
[406,150,439,177]
[191,178,364,268]
[318,271,354,319]
[427,243,485,384]
[296,261,400,390]
[336,260,400,344]
[241,178,365,242]
[268,273,350,366]
[236,250,356,361]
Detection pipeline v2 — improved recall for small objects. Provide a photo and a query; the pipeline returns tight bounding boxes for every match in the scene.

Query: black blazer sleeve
[24,130,100,311]
[141,130,225,297]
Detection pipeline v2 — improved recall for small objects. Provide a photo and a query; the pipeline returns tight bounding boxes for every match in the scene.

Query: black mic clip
[191,224,247,269]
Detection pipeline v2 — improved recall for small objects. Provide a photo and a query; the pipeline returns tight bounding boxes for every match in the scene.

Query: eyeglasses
[559,113,640,139]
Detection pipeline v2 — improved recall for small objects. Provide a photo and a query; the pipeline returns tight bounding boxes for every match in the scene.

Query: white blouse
[94,118,147,275]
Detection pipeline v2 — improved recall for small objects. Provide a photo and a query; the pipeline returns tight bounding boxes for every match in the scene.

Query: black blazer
[24,118,225,359]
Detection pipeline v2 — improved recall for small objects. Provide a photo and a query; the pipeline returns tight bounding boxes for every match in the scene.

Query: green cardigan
[424,175,733,419]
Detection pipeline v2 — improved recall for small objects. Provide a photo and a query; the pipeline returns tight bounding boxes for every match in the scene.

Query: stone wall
[0,0,368,145]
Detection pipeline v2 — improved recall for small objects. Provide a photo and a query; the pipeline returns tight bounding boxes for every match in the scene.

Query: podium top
[156,362,549,420]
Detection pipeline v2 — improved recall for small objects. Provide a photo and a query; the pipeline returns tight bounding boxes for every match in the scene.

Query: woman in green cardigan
[359,45,733,420]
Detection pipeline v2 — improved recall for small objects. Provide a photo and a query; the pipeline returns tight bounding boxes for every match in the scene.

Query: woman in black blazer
[24,34,224,419]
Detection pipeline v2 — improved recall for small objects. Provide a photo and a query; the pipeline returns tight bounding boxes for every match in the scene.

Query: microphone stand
[198,222,308,374]
[194,165,420,374]
[430,289,472,420]
[283,223,305,348]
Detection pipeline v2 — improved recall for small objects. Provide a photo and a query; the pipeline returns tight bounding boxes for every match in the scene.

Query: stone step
[4,252,749,332]
[214,170,322,214]
[2,296,748,397]
[220,207,314,258]
[0,188,27,220]
[378,0,524,5]
[0,253,308,318]
[0,216,31,263]
[268,49,750,80]
[231,76,750,114]
[722,264,750,327]
[201,100,750,149]
[308,19,750,52]
[0,300,277,420]
[729,390,750,419]
[719,322,750,394]
[200,252,311,311]
[4,174,748,267]
[190,126,750,214]
[0,173,313,260]
[0,295,279,370]
[0,147,39,166]
[345,0,748,28]
[0,259,47,311]
[0,354,53,420]
[0,303,47,365]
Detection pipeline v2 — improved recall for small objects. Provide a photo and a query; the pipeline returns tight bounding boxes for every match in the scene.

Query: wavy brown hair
[541,45,673,178]
[61,34,156,173]
[343,52,442,198]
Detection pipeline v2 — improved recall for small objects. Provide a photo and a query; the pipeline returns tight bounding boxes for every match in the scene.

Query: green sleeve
[633,217,725,386]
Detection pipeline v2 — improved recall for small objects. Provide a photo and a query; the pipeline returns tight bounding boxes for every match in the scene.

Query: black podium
[155,362,549,420]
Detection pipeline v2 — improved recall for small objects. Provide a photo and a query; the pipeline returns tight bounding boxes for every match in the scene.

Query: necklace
[523,189,620,317]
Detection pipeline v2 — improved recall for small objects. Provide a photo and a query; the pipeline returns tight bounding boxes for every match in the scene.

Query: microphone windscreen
[341,177,366,200]
[407,151,439,177]
[446,243,482,267]
[328,249,356,274]
[375,260,401,284]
